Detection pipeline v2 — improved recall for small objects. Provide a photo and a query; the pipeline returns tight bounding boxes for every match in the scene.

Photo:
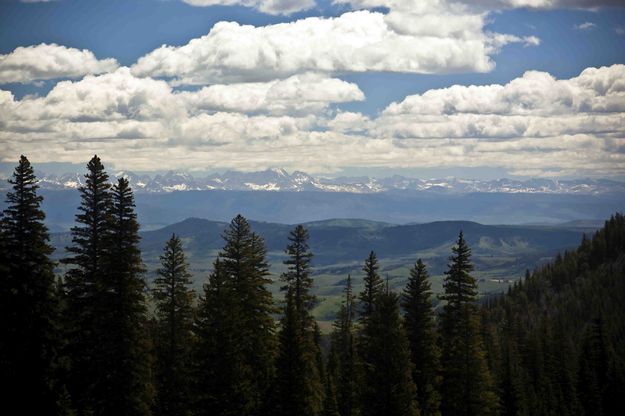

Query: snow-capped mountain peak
[8,169,624,195]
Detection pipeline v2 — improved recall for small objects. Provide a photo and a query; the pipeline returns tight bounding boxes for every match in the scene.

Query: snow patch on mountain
[8,169,624,195]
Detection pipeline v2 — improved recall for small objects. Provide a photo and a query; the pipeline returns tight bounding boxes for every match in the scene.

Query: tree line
[0,155,623,416]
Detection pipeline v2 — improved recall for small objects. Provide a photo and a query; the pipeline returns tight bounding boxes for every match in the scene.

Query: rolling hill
[49,217,594,324]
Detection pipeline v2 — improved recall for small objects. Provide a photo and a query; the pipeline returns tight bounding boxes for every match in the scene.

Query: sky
[0,0,624,179]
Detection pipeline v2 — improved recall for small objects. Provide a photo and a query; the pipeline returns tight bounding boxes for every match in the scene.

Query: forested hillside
[1,155,624,416]
[482,213,625,415]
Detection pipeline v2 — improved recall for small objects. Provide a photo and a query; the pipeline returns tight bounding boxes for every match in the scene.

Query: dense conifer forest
[1,155,624,416]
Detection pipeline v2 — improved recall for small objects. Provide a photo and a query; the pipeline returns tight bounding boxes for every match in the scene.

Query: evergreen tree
[497,305,528,416]
[153,234,195,416]
[193,259,243,416]
[329,275,360,416]
[359,251,383,321]
[62,155,112,414]
[439,232,498,416]
[402,259,441,416]
[0,155,59,414]
[193,215,276,415]
[274,225,323,416]
[577,318,609,416]
[360,284,419,416]
[321,374,341,416]
[100,176,152,415]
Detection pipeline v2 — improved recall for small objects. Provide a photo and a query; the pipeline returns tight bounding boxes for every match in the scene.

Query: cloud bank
[1,65,623,177]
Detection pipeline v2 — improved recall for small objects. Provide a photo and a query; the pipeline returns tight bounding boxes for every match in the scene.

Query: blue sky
[1,0,624,178]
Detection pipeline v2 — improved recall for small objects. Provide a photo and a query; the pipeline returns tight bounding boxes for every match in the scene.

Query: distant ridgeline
[1,155,624,416]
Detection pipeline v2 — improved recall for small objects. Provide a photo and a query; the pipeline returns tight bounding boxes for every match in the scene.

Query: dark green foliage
[321,373,340,416]
[483,213,625,416]
[63,158,152,415]
[62,155,113,415]
[360,286,419,416]
[440,232,499,416]
[99,177,153,415]
[193,259,244,416]
[359,251,383,321]
[281,224,316,315]
[402,260,441,416]
[0,155,59,414]
[274,224,324,416]
[329,275,360,416]
[153,234,195,416]
[193,215,276,416]
[274,288,323,415]
[577,318,609,416]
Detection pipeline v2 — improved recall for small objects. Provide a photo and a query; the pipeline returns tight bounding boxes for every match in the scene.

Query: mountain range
[8,168,624,195]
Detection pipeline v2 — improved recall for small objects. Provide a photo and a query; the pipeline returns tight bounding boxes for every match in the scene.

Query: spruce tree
[359,251,383,321]
[62,155,112,414]
[193,259,243,416]
[100,177,152,415]
[194,215,276,415]
[439,232,498,416]
[360,284,419,416]
[0,156,59,414]
[153,234,195,416]
[402,259,441,416]
[577,318,609,416]
[329,275,360,416]
[321,374,341,416]
[274,225,323,416]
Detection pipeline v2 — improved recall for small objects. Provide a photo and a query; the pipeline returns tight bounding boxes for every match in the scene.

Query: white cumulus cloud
[179,73,364,115]
[132,1,539,85]
[0,43,119,84]
[181,0,316,15]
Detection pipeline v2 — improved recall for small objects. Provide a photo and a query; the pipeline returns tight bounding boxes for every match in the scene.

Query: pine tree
[282,225,316,320]
[274,225,323,416]
[402,259,441,416]
[153,234,195,416]
[193,215,276,415]
[439,231,498,416]
[193,259,243,416]
[329,275,360,416]
[98,177,152,415]
[0,155,59,414]
[62,155,112,414]
[577,318,609,416]
[321,374,341,416]
[359,251,383,322]
[360,284,419,416]
[498,305,528,416]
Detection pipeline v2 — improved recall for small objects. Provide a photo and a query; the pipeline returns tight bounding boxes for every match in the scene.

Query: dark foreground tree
[193,259,241,416]
[153,234,195,416]
[0,156,59,414]
[274,225,323,416]
[100,177,152,415]
[359,251,383,322]
[327,275,360,416]
[402,260,441,416]
[360,284,419,416]
[62,155,113,414]
[193,215,276,416]
[439,232,498,416]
